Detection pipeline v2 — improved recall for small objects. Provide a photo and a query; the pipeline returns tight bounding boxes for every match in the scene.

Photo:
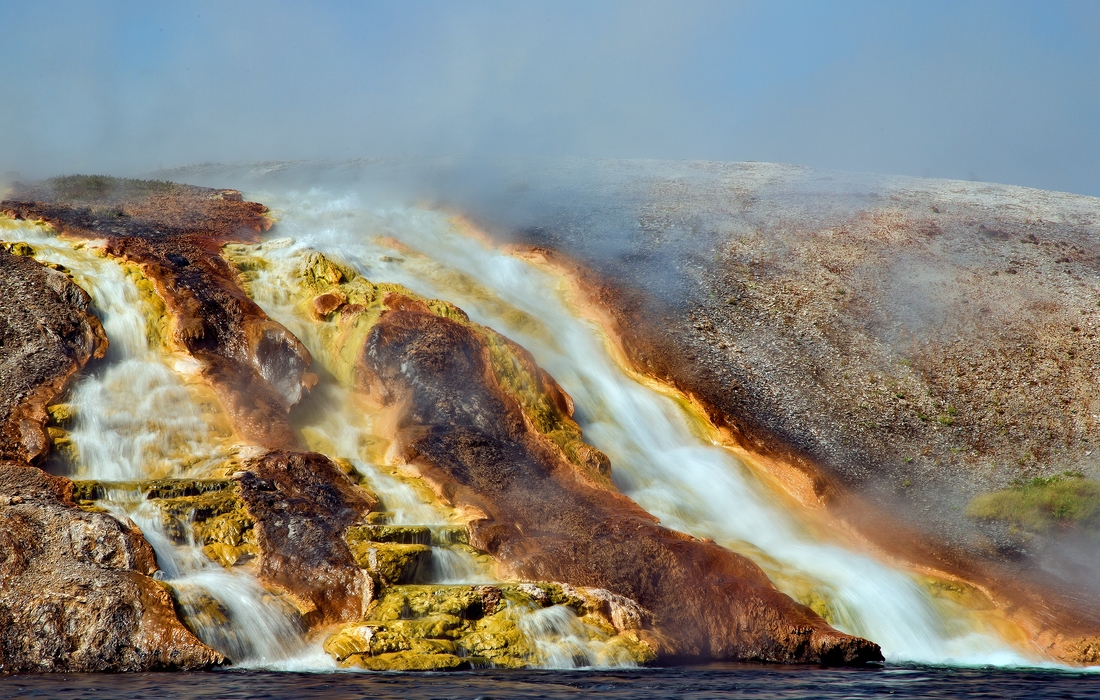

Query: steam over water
[241,187,1039,666]
[0,188,1052,669]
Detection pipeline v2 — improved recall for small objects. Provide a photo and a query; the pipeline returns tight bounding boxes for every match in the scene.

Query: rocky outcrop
[2,176,312,450]
[0,246,106,463]
[354,305,881,664]
[2,173,890,670]
[0,462,222,673]
[0,241,220,673]
[446,160,1100,663]
[324,582,655,670]
[236,450,376,625]
[2,177,378,628]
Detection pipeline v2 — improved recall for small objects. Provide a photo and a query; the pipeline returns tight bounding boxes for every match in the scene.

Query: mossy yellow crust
[346,540,431,584]
[293,251,470,386]
[255,249,613,487]
[343,651,468,671]
[347,524,432,546]
[477,327,611,487]
[1,240,35,256]
[968,472,1100,535]
[323,583,655,670]
[46,403,75,426]
[73,478,258,567]
[120,260,170,350]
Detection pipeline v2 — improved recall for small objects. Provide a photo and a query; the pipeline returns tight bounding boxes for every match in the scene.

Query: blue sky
[1,0,1097,195]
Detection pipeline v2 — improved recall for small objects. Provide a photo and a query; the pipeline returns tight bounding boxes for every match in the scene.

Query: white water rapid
[234,187,1038,666]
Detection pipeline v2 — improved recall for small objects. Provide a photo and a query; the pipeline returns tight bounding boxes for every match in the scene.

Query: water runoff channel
[0,187,1045,669]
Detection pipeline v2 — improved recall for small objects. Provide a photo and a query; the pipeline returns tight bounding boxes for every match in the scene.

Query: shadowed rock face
[358,308,882,664]
[236,451,376,626]
[0,248,106,463]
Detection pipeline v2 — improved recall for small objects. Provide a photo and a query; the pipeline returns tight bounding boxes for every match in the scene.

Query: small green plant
[967,472,1100,534]
[43,175,180,203]
[937,414,955,426]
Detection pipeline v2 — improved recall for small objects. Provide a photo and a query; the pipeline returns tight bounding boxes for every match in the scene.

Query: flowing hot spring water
[220,186,1033,666]
[0,215,637,671]
[4,186,1084,679]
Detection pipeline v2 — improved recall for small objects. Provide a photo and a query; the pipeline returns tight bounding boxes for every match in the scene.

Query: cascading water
[105,491,304,664]
[0,187,1043,669]
[0,221,308,668]
[236,187,1038,666]
[517,605,637,669]
[0,217,622,670]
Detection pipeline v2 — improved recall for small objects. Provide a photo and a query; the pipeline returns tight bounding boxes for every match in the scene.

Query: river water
[3,666,1099,699]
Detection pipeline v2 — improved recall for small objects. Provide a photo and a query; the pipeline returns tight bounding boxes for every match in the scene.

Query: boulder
[0,462,222,673]
[0,247,106,463]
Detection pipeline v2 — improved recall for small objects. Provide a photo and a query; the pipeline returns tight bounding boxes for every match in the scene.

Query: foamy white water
[516,604,638,669]
[115,494,305,665]
[424,546,494,584]
[239,188,1036,665]
[0,220,305,666]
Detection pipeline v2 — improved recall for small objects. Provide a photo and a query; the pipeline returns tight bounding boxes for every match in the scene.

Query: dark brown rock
[236,451,377,626]
[0,462,222,673]
[357,308,881,664]
[0,248,106,463]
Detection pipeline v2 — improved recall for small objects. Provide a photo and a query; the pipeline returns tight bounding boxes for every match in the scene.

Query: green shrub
[967,472,1100,533]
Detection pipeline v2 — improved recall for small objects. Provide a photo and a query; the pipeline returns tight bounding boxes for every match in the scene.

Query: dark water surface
[2,665,1099,700]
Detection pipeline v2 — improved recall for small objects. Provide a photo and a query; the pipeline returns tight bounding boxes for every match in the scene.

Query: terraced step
[324,582,656,670]
[348,524,432,546]
[72,478,256,568]
[72,478,233,502]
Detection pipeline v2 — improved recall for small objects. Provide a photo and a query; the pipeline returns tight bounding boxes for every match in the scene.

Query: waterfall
[516,604,639,669]
[0,221,306,668]
[242,187,1036,665]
